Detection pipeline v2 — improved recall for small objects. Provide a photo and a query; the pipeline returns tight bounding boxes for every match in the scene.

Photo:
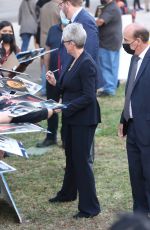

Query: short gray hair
[62,23,87,48]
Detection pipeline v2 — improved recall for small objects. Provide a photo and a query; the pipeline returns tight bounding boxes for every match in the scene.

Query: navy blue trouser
[57,124,100,215]
[127,121,150,214]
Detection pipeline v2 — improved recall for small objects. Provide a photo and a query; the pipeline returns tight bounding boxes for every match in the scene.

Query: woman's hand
[46,71,56,86]
[53,109,61,113]
[47,109,61,118]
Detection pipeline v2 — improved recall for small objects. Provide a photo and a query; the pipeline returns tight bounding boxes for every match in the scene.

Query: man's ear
[136,37,142,44]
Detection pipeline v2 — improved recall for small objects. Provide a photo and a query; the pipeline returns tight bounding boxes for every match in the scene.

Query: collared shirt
[137,45,150,72]
[71,7,83,22]
[130,45,150,118]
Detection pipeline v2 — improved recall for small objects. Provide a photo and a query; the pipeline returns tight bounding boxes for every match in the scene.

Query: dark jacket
[121,48,150,145]
[60,9,99,77]
[56,51,101,126]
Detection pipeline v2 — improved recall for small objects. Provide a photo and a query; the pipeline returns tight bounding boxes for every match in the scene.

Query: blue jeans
[21,33,32,51]
[99,48,120,95]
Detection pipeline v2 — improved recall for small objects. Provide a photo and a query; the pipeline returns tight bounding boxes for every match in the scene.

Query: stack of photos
[16,48,58,64]
[5,105,40,117]
[11,94,67,109]
[0,135,28,158]
[0,123,47,135]
[0,94,67,117]
[0,67,30,77]
[0,161,16,174]
[16,48,45,63]
[14,76,42,95]
[0,77,41,95]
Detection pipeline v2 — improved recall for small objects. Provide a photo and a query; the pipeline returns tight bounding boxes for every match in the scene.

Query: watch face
[6,79,27,91]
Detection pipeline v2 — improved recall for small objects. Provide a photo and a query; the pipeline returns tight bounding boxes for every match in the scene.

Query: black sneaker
[36,139,57,148]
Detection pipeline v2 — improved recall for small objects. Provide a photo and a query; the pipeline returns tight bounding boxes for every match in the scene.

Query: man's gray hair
[62,23,87,48]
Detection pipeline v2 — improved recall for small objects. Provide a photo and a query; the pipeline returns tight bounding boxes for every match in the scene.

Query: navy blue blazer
[60,9,99,76]
[121,47,150,145]
[74,9,99,62]
[56,51,101,126]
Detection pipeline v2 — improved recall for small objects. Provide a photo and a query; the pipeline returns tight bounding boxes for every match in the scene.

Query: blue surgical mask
[60,10,70,26]
[61,18,70,26]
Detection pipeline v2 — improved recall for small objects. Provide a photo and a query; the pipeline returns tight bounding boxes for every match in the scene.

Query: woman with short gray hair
[47,22,101,219]
[62,22,87,48]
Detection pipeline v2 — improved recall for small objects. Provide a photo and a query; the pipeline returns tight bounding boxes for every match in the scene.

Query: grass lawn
[0,83,133,230]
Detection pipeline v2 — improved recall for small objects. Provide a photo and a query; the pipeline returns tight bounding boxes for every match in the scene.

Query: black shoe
[36,139,57,148]
[73,212,99,219]
[49,196,76,203]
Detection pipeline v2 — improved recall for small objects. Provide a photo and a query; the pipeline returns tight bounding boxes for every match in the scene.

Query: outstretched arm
[11,108,54,124]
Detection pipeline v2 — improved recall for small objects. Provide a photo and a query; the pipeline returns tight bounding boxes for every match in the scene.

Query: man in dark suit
[59,0,100,80]
[118,23,150,215]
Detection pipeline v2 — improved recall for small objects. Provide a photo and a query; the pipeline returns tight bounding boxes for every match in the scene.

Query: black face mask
[122,43,135,55]
[1,33,14,43]
[101,0,107,5]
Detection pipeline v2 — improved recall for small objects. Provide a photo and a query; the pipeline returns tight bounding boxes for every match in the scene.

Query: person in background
[116,0,128,14]
[47,23,101,219]
[36,10,70,147]
[133,0,143,10]
[84,0,90,8]
[18,0,38,52]
[39,0,61,96]
[144,0,150,11]
[59,0,100,83]
[118,23,150,215]
[96,0,122,96]
[0,20,31,77]
[35,0,51,48]
[0,21,20,65]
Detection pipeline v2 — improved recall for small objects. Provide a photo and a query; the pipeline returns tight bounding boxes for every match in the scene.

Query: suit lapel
[59,51,85,85]
[133,48,150,89]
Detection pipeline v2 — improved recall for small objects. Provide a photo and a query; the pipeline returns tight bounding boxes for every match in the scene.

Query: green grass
[0,83,133,230]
